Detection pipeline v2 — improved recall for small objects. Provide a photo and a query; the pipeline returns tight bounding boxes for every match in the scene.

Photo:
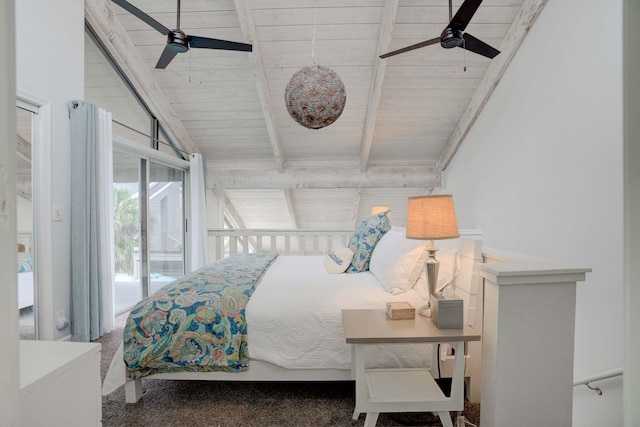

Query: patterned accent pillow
[18,252,33,273]
[346,210,391,273]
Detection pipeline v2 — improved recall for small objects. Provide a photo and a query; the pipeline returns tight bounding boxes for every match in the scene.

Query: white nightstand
[342,309,480,427]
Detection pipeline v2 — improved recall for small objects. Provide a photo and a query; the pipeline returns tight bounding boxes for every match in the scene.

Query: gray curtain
[68,100,108,342]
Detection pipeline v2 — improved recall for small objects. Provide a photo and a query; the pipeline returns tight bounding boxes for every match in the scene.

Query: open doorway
[16,105,35,339]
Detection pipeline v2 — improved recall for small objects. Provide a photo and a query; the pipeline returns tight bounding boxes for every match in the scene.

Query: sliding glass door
[112,149,186,315]
[113,150,142,314]
[149,162,184,295]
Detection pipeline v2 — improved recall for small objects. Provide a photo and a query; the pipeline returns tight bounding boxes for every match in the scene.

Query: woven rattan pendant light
[284,3,346,129]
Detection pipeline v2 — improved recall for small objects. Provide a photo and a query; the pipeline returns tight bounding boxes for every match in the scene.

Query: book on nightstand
[386,301,415,320]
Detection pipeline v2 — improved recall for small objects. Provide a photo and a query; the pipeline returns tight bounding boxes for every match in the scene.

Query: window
[84,24,186,157]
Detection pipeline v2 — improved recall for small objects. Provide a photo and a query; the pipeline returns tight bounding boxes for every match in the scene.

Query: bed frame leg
[125,379,143,403]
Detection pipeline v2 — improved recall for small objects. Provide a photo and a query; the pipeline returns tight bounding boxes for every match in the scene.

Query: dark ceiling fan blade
[111,0,170,35]
[155,45,179,69]
[188,36,252,52]
[461,32,500,58]
[379,37,440,59]
[449,0,483,32]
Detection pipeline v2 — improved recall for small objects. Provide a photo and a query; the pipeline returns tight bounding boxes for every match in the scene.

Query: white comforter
[246,256,431,370]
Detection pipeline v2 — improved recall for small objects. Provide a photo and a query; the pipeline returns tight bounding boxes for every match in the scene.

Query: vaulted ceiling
[85,0,547,230]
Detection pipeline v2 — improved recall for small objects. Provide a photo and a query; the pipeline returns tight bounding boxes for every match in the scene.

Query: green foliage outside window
[113,185,139,275]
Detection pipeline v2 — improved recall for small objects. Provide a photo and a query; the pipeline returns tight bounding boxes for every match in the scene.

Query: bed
[103,217,484,404]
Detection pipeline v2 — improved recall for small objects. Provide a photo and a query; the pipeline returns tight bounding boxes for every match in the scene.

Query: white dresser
[19,340,102,426]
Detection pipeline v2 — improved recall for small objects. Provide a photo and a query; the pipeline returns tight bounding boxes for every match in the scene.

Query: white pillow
[369,228,427,293]
[414,248,458,299]
[324,246,355,274]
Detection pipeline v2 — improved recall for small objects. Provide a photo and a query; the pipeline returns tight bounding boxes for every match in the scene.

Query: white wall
[15,0,84,340]
[623,1,640,425]
[444,0,623,425]
[1,0,19,423]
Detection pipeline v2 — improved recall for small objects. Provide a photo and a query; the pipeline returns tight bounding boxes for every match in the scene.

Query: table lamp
[370,205,390,216]
[406,195,459,317]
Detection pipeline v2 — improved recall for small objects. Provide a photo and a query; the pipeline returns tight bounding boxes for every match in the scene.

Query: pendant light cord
[312,0,317,65]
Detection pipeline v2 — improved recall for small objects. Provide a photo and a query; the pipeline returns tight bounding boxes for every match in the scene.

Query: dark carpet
[95,319,480,427]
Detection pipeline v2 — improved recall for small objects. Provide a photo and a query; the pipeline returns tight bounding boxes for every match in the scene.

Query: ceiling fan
[111,0,253,69]
[380,0,500,60]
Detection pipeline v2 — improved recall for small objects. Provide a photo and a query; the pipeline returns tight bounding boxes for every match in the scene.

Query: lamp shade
[406,195,459,240]
[370,205,390,216]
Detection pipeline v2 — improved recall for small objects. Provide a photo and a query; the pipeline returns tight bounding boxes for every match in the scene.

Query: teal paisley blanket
[123,253,277,380]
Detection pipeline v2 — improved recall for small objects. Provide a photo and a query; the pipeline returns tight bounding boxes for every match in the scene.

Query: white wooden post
[229,236,237,255]
[479,262,590,427]
[270,236,277,254]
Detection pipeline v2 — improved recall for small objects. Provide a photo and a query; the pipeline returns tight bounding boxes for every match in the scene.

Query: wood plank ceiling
[85,0,546,231]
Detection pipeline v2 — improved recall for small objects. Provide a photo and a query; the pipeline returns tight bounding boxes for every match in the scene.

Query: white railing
[207,229,355,261]
[573,368,623,395]
[207,228,483,262]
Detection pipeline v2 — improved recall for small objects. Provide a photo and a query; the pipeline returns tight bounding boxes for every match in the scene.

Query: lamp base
[425,245,440,297]
[417,244,440,319]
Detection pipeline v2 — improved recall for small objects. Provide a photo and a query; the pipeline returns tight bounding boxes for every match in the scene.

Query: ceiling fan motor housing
[168,30,189,53]
[440,27,464,49]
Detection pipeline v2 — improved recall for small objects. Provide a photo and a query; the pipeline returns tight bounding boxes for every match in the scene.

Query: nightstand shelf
[342,309,480,427]
[366,368,448,403]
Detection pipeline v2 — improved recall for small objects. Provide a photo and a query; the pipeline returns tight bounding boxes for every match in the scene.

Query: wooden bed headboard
[435,235,483,402]
[452,238,484,329]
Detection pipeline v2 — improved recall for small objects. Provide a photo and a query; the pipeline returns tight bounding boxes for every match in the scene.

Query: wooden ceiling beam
[84,0,199,154]
[16,135,31,164]
[283,189,298,229]
[359,0,399,172]
[436,0,549,171]
[212,189,259,250]
[207,166,440,190]
[212,189,245,230]
[234,0,285,172]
